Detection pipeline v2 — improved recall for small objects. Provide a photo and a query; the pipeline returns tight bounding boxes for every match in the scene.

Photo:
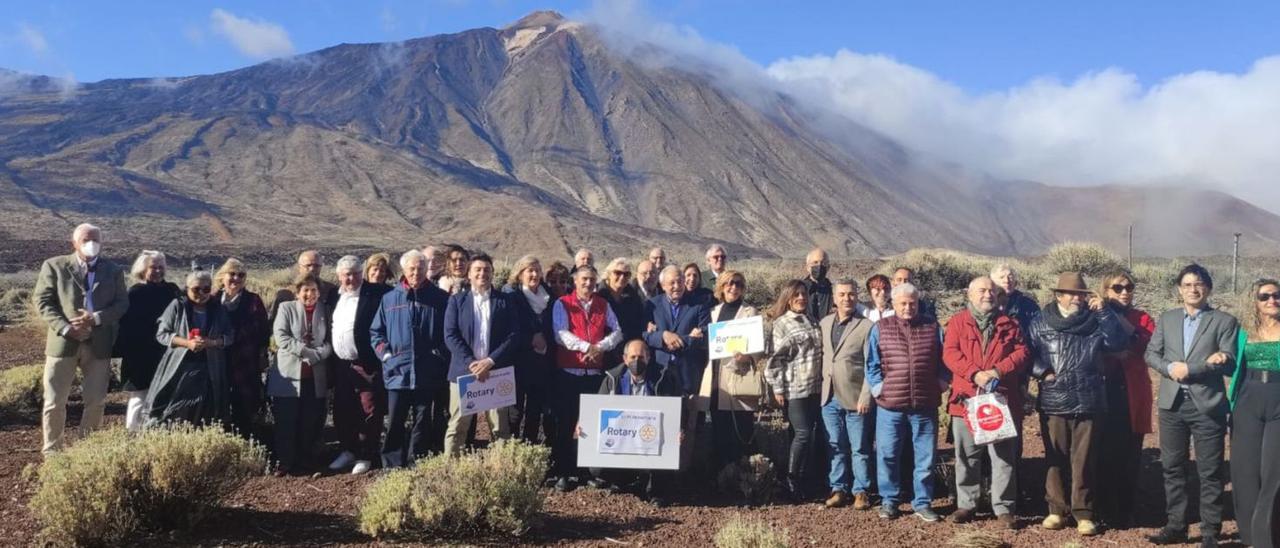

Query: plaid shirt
[766,310,823,399]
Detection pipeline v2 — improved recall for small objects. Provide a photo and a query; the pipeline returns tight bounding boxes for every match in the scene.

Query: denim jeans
[875,407,937,510]
[821,399,875,495]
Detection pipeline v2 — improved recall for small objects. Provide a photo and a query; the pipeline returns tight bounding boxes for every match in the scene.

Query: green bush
[28,425,266,546]
[1041,242,1124,278]
[713,514,788,548]
[358,439,551,539]
[0,364,43,417]
[883,249,1002,291]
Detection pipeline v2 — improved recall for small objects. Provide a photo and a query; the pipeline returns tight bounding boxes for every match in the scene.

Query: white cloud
[208,8,295,60]
[766,51,1280,206]
[16,22,48,54]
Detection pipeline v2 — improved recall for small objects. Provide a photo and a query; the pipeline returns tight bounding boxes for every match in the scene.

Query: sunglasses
[1258,292,1280,302]
[227,272,246,279]
[191,286,212,295]
[611,271,631,277]
[1109,284,1135,293]
[727,280,744,288]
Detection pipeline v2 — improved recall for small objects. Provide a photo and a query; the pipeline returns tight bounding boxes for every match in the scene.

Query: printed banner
[708,315,765,360]
[597,408,663,456]
[457,367,517,416]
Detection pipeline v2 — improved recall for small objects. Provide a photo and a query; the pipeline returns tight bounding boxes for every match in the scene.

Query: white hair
[72,223,101,242]
[575,248,593,259]
[705,244,726,258]
[297,250,322,265]
[336,255,361,272]
[990,263,1016,279]
[605,257,630,273]
[890,282,920,300]
[184,269,213,288]
[130,250,167,282]
[659,265,681,284]
[400,249,426,269]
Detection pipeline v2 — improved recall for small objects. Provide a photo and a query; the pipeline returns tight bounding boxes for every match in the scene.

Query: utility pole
[1233,233,1242,294]
[1127,225,1133,270]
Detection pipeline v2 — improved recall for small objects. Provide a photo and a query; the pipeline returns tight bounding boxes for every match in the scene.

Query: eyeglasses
[1110,284,1135,293]
[726,280,744,288]
[191,286,212,295]
[709,254,726,260]
[1258,292,1280,302]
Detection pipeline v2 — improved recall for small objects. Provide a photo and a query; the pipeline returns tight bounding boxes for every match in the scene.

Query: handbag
[697,358,766,412]
[965,390,1017,446]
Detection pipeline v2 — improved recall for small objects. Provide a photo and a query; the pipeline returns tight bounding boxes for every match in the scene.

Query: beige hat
[1052,271,1092,294]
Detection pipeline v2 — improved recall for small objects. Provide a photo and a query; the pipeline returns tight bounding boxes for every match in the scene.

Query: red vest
[555,294,612,370]
[876,315,943,411]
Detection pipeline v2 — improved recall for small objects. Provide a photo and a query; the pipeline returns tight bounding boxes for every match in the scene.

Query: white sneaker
[351,460,373,475]
[328,451,356,470]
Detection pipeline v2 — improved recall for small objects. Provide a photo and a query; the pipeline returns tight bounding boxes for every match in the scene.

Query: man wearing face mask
[802,248,833,322]
[583,340,682,507]
[34,223,129,454]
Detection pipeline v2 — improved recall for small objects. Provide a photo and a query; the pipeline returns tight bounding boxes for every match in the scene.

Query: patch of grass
[0,364,43,418]
[948,530,1009,548]
[713,514,788,548]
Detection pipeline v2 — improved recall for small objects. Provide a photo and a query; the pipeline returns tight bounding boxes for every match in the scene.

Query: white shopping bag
[965,392,1017,446]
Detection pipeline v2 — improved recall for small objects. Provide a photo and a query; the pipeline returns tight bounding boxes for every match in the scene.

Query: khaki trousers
[43,345,111,453]
[443,382,510,456]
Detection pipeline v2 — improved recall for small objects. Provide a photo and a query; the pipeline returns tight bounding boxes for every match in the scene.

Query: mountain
[1,11,1277,260]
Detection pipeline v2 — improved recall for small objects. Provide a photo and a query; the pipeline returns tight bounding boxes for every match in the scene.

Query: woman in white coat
[698,270,764,471]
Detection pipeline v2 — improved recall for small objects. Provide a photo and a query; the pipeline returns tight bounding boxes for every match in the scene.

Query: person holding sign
[942,276,1031,528]
[551,265,624,491]
[699,270,763,471]
[443,254,522,457]
[581,340,683,507]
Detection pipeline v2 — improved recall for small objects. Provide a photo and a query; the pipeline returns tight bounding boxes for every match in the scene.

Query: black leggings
[1232,380,1280,547]
[786,395,820,482]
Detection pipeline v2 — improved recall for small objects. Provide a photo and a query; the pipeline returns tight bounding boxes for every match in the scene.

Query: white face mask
[80,241,101,259]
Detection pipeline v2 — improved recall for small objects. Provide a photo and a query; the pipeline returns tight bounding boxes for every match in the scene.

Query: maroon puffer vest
[876,315,942,411]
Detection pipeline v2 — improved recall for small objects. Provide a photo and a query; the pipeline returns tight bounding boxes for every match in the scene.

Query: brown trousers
[1040,414,1101,520]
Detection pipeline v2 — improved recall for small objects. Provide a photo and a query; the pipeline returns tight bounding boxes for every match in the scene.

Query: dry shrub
[28,425,266,546]
[714,514,788,548]
[883,249,1003,291]
[1042,242,1124,277]
[752,413,790,469]
[358,440,550,539]
[948,530,1009,548]
[0,364,43,417]
[716,454,778,505]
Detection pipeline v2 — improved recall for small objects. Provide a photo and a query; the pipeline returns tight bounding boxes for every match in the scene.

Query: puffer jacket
[1027,304,1129,415]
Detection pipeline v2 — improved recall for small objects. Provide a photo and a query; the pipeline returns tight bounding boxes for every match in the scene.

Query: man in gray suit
[1145,264,1239,548]
[33,223,129,453]
[818,279,875,510]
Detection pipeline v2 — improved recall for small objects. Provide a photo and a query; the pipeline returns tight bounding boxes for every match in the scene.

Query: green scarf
[969,303,996,348]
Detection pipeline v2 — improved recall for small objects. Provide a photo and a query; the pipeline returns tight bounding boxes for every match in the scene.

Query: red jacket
[1103,307,1155,434]
[943,309,1032,420]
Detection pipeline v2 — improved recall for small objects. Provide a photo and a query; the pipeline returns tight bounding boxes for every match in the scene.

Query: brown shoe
[996,513,1017,530]
[824,491,850,508]
[853,492,871,511]
[951,508,976,524]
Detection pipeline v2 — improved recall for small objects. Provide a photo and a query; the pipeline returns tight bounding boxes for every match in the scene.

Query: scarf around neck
[522,285,551,315]
[968,303,996,344]
[1043,301,1098,335]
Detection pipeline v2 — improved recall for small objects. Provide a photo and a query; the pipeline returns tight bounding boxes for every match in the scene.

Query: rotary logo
[976,403,1005,431]
[638,424,658,442]
[497,380,515,397]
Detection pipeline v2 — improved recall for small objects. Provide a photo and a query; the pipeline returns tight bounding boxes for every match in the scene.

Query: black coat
[326,283,393,366]
[596,363,682,398]
[114,281,181,391]
[600,285,646,342]
[503,284,555,388]
[1027,305,1130,415]
[802,277,832,322]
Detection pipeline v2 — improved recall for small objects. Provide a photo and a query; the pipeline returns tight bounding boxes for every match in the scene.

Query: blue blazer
[643,293,711,395]
[444,289,522,383]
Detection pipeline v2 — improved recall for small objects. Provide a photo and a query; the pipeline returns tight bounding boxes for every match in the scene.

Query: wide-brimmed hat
[1052,272,1092,294]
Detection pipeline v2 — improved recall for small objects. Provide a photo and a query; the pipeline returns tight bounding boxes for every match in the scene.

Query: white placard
[577,394,682,470]
[597,409,663,456]
[708,315,765,360]
[456,367,517,416]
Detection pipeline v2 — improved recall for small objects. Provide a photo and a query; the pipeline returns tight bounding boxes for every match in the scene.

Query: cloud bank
[585,1,1280,209]
[209,8,295,60]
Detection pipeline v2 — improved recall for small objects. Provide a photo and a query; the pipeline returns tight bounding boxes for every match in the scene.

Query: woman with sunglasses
[1093,270,1156,529]
[1228,278,1280,547]
[699,270,762,471]
[145,268,233,427]
[600,258,646,365]
[214,258,271,441]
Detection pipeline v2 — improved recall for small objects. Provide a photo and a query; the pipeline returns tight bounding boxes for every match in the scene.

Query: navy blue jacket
[370,280,450,390]
[643,293,711,395]
[444,289,522,383]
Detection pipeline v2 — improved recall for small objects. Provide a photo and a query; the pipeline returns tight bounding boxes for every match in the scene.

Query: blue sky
[3,1,1278,92]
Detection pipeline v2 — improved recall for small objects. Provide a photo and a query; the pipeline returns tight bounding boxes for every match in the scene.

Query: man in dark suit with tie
[33,223,129,454]
[1145,264,1239,548]
[443,253,522,456]
[644,265,710,468]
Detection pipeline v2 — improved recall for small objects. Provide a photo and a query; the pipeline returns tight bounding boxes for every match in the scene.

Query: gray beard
[1058,304,1080,318]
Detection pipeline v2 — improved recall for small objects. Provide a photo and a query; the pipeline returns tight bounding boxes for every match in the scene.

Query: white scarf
[522,285,551,315]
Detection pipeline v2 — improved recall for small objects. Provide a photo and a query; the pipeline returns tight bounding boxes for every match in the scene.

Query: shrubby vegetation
[0,364,43,418]
[358,440,550,539]
[713,514,789,548]
[28,425,266,546]
[716,454,779,505]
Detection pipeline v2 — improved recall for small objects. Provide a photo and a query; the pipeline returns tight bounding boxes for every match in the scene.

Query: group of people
[32,223,1280,547]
